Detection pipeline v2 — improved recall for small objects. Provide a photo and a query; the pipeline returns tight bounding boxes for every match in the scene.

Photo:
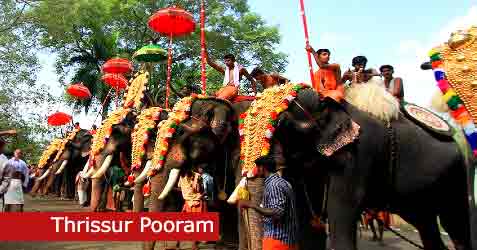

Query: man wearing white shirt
[0,139,9,211]
[4,149,29,212]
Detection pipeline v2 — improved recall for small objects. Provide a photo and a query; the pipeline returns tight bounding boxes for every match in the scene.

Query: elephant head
[33,129,93,198]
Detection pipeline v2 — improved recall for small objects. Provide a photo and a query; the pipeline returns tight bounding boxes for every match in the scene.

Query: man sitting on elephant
[205,45,256,100]
[238,156,298,250]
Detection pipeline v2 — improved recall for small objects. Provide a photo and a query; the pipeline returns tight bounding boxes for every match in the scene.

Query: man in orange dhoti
[205,47,256,100]
[176,170,206,250]
[306,45,344,102]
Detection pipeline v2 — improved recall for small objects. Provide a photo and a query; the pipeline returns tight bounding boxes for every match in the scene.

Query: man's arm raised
[241,68,257,93]
[205,47,225,74]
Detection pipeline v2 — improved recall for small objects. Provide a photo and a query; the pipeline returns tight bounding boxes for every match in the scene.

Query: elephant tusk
[91,155,113,179]
[83,166,96,178]
[158,169,181,200]
[37,168,51,181]
[55,160,68,175]
[134,160,152,184]
[227,177,247,204]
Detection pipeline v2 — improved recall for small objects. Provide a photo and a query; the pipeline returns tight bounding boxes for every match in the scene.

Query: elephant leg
[399,212,447,250]
[327,177,363,250]
[238,205,249,250]
[41,173,55,195]
[30,179,42,195]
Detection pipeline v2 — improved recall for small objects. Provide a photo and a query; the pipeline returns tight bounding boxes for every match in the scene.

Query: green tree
[29,0,287,113]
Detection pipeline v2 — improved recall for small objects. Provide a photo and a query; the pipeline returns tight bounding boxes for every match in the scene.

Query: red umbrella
[148,6,196,37]
[102,58,133,74]
[47,112,72,126]
[148,6,196,109]
[101,73,128,90]
[66,83,91,100]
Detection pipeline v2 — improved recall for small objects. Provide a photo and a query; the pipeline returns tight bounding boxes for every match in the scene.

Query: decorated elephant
[31,129,92,199]
[242,83,475,250]
[83,70,166,211]
[139,95,249,250]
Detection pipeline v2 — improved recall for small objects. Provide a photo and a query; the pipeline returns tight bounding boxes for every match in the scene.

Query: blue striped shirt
[261,173,298,245]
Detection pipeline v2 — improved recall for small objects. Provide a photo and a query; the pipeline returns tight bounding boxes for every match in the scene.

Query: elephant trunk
[80,161,89,176]
[91,155,113,179]
[55,160,68,175]
[133,160,152,185]
[83,166,96,178]
[37,168,51,181]
[157,169,180,200]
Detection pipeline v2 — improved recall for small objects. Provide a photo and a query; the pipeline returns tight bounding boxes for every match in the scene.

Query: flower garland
[38,138,64,169]
[127,107,165,183]
[53,128,80,162]
[90,107,131,164]
[429,27,477,155]
[123,70,149,110]
[239,83,309,177]
[147,94,207,178]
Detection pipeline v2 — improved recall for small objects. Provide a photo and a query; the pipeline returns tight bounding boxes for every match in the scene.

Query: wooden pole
[166,35,173,109]
[299,0,316,89]
[200,0,207,94]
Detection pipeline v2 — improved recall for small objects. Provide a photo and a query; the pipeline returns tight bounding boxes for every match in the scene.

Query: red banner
[0,212,219,241]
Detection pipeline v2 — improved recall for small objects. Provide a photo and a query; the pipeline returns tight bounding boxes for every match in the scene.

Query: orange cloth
[182,200,208,212]
[365,211,391,227]
[313,69,344,102]
[215,84,239,100]
[263,238,297,250]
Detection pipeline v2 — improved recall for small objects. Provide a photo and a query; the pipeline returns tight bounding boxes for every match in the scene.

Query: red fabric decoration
[102,58,133,74]
[101,73,128,90]
[47,112,72,126]
[66,83,91,99]
[148,6,196,37]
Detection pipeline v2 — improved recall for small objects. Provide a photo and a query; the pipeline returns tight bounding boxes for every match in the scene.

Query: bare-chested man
[205,47,256,100]
[306,45,344,102]
[342,56,380,84]
[250,67,289,89]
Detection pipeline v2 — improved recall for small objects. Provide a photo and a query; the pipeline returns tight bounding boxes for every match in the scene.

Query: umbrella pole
[299,0,316,89]
[165,35,173,109]
[200,0,207,94]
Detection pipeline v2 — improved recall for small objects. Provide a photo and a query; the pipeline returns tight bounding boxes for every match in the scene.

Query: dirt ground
[0,194,452,250]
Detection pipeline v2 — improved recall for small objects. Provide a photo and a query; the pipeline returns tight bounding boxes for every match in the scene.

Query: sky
[36,0,477,129]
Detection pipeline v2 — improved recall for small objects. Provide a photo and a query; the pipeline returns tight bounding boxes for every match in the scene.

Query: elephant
[265,87,476,250]
[30,129,92,199]
[140,97,247,250]
[86,108,169,212]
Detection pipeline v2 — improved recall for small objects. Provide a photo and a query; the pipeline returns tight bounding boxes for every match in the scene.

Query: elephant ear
[316,97,360,157]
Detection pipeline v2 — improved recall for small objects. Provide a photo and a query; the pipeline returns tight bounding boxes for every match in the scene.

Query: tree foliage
[0,0,55,163]
[28,0,288,113]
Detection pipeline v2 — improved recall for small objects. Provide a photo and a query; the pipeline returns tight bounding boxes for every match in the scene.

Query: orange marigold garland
[123,70,149,110]
[147,94,207,178]
[239,83,309,177]
[90,107,131,166]
[127,107,165,184]
[38,138,64,169]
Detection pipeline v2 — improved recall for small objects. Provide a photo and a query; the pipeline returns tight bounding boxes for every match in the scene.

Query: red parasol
[148,6,196,109]
[101,73,128,90]
[47,112,72,126]
[66,83,91,100]
[102,58,133,74]
[148,6,196,37]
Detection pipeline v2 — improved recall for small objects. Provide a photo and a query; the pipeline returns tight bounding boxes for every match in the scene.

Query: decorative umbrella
[148,6,196,109]
[101,73,128,90]
[102,58,133,74]
[66,83,91,100]
[47,112,72,126]
[133,44,168,63]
